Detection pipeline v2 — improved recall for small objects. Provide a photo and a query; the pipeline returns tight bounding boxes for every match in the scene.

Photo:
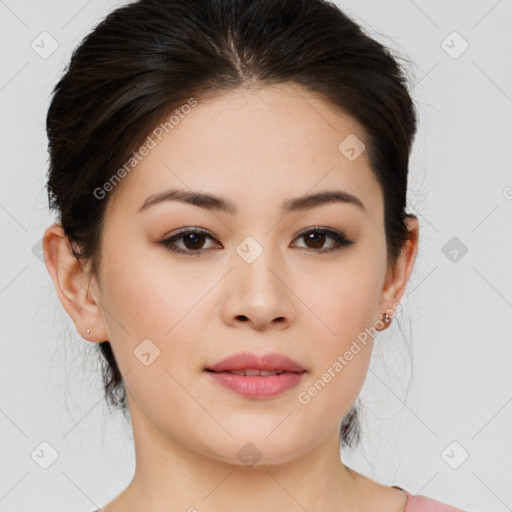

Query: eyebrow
[138,188,366,215]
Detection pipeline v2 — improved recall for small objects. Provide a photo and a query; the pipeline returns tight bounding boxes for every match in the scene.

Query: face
[50,82,415,467]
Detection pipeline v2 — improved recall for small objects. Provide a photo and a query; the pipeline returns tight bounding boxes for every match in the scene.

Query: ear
[42,223,109,342]
[378,215,419,314]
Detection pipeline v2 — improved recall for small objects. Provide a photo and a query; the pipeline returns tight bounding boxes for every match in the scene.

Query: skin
[43,82,419,512]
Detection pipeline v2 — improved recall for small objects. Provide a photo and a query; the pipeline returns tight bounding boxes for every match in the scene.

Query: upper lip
[206,352,306,373]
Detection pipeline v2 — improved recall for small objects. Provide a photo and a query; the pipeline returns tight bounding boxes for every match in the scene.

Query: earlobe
[42,223,108,342]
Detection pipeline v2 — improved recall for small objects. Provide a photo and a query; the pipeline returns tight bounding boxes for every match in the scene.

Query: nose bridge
[220,232,295,329]
[234,233,285,295]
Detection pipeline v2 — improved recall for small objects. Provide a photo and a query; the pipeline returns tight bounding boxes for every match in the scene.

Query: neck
[111,397,362,512]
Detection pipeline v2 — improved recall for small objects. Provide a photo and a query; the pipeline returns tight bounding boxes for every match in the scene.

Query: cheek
[100,264,209,425]
[98,251,214,391]
[302,256,385,344]
[102,247,207,335]
[296,250,385,399]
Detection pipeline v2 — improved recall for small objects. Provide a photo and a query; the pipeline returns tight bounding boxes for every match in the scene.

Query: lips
[205,352,306,374]
[204,352,306,398]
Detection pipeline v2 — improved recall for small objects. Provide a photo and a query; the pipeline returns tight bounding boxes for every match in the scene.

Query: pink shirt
[393,486,467,511]
[90,487,467,512]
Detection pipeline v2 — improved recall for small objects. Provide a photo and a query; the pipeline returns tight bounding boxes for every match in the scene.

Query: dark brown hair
[46,0,418,448]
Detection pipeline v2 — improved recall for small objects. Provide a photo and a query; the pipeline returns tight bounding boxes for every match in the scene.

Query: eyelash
[159,226,355,256]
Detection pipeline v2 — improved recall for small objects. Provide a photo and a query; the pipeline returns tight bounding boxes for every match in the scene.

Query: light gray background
[1,1,511,511]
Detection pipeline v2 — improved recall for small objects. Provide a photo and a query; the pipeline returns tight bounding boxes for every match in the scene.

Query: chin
[193,430,309,468]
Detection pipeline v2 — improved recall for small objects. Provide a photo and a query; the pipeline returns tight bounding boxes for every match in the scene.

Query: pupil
[307,232,325,249]
[185,233,204,250]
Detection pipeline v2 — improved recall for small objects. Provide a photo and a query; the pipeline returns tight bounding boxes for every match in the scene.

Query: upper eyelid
[164,226,345,238]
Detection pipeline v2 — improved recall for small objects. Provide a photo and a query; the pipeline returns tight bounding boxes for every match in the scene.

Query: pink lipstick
[205,352,306,398]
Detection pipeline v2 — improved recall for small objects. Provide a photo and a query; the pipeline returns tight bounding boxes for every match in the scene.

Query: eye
[292,227,355,253]
[159,226,355,256]
[160,228,221,256]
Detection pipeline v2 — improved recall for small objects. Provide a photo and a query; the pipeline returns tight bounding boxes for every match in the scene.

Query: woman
[43,0,466,510]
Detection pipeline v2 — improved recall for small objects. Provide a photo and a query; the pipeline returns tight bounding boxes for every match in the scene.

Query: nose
[219,246,296,331]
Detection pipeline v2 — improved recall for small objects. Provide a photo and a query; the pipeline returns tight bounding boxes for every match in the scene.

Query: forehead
[106,82,381,219]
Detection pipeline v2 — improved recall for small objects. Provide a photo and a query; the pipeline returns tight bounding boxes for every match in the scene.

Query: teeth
[227,369,283,376]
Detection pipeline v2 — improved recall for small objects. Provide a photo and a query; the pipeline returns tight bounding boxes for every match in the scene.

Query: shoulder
[393,486,467,512]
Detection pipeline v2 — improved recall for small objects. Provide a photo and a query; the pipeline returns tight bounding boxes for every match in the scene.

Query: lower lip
[205,371,305,398]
